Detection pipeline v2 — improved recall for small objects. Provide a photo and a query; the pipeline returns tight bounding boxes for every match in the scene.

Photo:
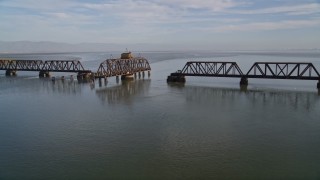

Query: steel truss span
[172,61,244,77]
[168,61,320,89]
[96,57,151,78]
[0,59,91,73]
[170,61,320,80]
[246,62,320,80]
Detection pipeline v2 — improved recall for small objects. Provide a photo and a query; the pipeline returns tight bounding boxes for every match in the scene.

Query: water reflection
[41,79,82,95]
[96,79,151,104]
[247,90,319,111]
[0,76,83,95]
[168,84,319,111]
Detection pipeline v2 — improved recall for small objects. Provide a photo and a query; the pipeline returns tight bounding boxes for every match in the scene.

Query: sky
[0,0,320,50]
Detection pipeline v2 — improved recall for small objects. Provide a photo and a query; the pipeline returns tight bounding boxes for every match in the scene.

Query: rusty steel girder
[96,57,151,78]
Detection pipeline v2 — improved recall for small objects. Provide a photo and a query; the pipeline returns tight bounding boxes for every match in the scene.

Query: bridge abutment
[39,71,50,77]
[5,70,17,76]
[167,74,186,83]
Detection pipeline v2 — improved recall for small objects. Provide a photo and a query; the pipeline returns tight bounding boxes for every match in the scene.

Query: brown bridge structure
[0,59,92,78]
[95,56,151,80]
[0,52,151,81]
[167,61,320,89]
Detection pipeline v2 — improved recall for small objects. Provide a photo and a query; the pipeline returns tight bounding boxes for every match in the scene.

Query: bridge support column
[148,71,150,77]
[240,77,248,92]
[6,70,17,76]
[240,77,248,86]
[39,71,50,78]
[98,78,102,87]
[116,76,119,83]
[317,80,320,89]
[104,77,108,86]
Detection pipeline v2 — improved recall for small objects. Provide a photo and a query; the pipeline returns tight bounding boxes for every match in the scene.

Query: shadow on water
[167,83,320,111]
[246,90,320,111]
[95,79,151,105]
[41,79,83,94]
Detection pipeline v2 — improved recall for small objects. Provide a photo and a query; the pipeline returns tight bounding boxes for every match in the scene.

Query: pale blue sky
[0,0,319,50]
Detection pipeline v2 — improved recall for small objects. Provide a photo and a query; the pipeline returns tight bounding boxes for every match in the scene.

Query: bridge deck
[0,57,152,79]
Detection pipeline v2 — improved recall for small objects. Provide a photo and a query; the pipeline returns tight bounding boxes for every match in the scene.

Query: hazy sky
[0,0,319,50]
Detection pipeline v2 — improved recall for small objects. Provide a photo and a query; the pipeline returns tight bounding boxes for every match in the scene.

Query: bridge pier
[317,80,320,89]
[104,77,108,86]
[98,78,102,87]
[5,70,17,76]
[121,74,134,80]
[77,72,91,81]
[240,85,248,92]
[167,74,186,83]
[39,71,50,78]
[116,76,119,83]
[240,77,248,86]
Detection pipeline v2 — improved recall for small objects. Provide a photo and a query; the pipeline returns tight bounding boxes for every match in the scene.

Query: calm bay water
[1,51,320,179]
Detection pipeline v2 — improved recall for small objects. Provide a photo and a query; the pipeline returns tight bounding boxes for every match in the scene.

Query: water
[1,51,320,179]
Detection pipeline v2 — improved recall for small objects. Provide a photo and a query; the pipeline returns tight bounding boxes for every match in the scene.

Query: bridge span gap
[167,61,320,90]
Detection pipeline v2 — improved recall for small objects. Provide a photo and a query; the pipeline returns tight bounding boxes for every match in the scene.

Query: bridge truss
[246,62,320,80]
[0,59,91,73]
[96,57,151,78]
[168,61,320,89]
[172,61,244,77]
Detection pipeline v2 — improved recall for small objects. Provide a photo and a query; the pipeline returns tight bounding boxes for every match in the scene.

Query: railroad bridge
[0,59,92,78]
[95,52,151,81]
[0,52,151,81]
[167,61,320,89]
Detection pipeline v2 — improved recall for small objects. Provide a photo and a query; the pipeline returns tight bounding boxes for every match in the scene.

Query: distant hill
[0,41,160,53]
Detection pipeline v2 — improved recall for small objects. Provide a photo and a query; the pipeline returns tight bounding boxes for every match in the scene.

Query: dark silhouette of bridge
[167,61,320,89]
[0,59,91,77]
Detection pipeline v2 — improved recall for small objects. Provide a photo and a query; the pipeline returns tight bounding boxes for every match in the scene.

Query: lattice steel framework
[246,62,320,80]
[0,59,90,73]
[96,57,151,78]
[171,61,244,77]
[42,60,89,72]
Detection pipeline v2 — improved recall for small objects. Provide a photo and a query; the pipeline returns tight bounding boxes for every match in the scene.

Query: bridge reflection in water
[168,84,320,111]
[41,78,82,95]
[96,79,151,104]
